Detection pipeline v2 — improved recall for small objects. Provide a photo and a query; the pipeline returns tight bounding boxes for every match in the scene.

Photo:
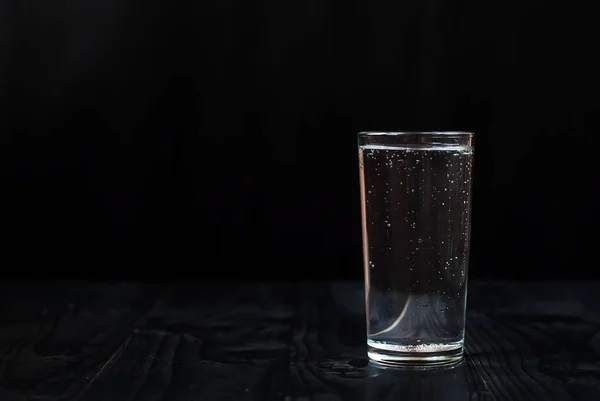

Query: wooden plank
[365,357,494,401]
[2,280,597,400]
[466,316,570,400]
[286,282,365,401]
[466,281,600,401]
[0,281,161,400]
[78,282,294,401]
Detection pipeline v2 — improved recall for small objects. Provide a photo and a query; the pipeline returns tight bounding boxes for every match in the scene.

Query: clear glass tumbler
[358,132,474,366]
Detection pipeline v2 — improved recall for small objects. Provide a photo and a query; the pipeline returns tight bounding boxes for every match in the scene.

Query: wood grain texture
[466,281,600,401]
[0,281,599,400]
[0,281,162,401]
[78,282,294,401]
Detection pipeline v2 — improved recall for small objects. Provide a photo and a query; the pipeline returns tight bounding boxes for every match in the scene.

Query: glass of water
[358,132,474,366]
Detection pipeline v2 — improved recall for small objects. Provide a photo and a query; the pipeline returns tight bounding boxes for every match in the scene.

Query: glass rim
[358,131,473,137]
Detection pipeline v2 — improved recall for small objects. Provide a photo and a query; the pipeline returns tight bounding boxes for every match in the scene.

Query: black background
[0,1,597,280]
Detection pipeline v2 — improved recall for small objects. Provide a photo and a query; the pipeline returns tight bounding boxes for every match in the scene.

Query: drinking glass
[358,132,474,365]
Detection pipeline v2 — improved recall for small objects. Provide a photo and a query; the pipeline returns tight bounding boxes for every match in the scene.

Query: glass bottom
[367,339,464,366]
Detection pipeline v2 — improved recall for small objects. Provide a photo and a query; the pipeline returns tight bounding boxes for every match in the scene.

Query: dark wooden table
[0,280,598,400]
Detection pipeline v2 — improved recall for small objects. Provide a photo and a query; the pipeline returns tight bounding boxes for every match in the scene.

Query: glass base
[367,339,463,367]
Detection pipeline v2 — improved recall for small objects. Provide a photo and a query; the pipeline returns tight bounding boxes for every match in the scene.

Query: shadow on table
[364,359,494,401]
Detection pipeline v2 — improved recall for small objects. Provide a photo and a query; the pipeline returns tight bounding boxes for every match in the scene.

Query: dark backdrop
[0,1,597,280]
